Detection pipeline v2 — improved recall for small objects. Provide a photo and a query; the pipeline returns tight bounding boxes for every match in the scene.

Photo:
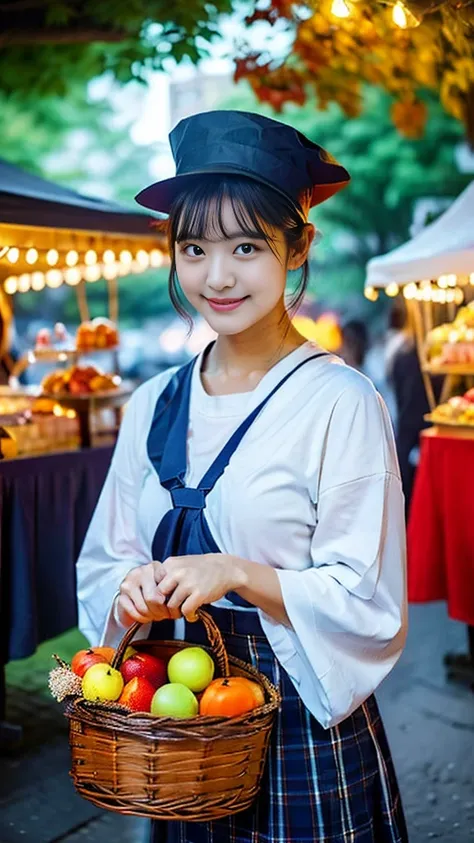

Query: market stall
[0,157,168,452]
[0,160,168,745]
[365,181,474,687]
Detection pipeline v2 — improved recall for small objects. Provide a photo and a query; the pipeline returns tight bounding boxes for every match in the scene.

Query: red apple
[120,653,167,689]
[71,648,108,678]
[464,388,474,404]
[118,677,156,713]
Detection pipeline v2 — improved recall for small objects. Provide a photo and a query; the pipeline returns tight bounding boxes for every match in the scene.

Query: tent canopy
[0,158,158,236]
[366,181,474,288]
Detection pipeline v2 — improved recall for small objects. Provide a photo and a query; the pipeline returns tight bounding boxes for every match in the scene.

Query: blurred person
[339,318,369,371]
[77,111,408,843]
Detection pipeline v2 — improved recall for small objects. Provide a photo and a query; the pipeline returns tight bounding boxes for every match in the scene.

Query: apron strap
[158,359,196,490]
[197,352,328,494]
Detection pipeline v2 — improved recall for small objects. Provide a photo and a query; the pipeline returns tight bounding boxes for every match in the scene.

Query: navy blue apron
[148,348,408,843]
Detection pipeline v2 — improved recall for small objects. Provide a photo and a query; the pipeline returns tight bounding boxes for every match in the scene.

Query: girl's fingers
[141,566,166,607]
[157,572,181,598]
[117,594,151,625]
[152,561,165,584]
[133,587,152,618]
[179,593,201,622]
[165,582,192,611]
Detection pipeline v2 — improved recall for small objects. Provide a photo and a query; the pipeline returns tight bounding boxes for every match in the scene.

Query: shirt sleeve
[259,378,408,729]
[76,383,154,649]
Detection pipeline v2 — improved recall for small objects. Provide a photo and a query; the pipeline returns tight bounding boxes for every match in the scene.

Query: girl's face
[174,197,295,336]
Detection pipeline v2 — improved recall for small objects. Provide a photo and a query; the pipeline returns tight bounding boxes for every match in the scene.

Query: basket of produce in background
[49,609,280,821]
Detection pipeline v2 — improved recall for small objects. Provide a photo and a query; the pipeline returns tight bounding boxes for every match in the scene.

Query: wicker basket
[65,609,281,821]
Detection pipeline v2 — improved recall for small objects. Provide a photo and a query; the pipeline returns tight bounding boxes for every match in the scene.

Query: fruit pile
[41,364,119,396]
[426,304,474,367]
[51,644,264,719]
[430,388,474,427]
[76,318,119,351]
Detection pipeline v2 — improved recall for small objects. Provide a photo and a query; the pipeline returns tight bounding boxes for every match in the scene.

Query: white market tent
[365,181,474,289]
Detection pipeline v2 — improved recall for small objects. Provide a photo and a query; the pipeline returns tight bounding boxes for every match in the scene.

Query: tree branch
[0,28,129,45]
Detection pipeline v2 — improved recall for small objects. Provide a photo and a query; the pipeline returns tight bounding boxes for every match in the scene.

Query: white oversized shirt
[77,341,407,729]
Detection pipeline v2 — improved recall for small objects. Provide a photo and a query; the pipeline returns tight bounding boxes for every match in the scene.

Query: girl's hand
[116,562,182,627]
[154,554,248,621]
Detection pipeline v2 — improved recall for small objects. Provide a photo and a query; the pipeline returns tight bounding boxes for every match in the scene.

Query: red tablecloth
[408,428,474,625]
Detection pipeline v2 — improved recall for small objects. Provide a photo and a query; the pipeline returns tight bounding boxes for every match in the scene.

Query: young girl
[77,110,408,843]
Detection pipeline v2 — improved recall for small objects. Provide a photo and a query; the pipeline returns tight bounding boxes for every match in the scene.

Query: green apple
[167,647,215,692]
[151,683,198,718]
[82,663,124,702]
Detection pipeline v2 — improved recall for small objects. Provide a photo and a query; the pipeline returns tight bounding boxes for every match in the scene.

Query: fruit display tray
[424,415,474,439]
[41,384,133,412]
[41,384,134,448]
[423,363,474,376]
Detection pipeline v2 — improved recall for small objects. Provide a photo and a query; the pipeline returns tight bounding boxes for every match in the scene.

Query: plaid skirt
[151,606,408,843]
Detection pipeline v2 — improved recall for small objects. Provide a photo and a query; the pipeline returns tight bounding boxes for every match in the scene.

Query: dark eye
[235,243,256,255]
[184,244,204,256]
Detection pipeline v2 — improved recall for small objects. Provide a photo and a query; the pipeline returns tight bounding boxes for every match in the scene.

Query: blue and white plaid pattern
[152,607,408,843]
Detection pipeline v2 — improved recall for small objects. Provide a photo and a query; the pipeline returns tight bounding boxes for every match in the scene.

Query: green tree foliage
[220,83,471,309]
[0,0,232,97]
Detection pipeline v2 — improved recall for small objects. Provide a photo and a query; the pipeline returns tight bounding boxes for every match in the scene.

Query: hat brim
[135,166,350,214]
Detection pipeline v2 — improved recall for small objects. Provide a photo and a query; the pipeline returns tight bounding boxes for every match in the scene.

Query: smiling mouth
[204,296,249,313]
[206,297,248,304]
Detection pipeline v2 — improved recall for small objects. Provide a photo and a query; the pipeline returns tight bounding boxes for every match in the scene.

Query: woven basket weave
[65,609,281,821]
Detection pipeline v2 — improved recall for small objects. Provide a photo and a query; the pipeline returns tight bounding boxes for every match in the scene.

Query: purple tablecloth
[0,447,112,664]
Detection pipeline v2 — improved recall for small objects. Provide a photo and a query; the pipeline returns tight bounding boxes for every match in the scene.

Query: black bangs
[170,176,304,250]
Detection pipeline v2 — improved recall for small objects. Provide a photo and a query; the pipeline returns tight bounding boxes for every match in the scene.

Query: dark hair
[161,176,312,329]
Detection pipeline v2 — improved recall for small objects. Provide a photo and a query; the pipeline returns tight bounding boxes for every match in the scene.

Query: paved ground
[1,601,474,843]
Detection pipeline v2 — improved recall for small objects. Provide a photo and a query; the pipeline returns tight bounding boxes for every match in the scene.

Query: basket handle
[111,608,230,677]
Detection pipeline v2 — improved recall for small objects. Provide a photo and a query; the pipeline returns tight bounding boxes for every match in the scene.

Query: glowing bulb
[470,273,474,286]
[18,273,31,293]
[66,249,79,267]
[84,265,101,283]
[136,249,150,268]
[31,272,45,291]
[65,267,81,286]
[4,276,18,295]
[103,263,118,281]
[119,249,133,265]
[46,269,63,288]
[103,249,115,264]
[446,290,455,303]
[85,249,97,266]
[364,286,379,302]
[421,286,432,302]
[403,283,417,300]
[438,275,449,289]
[385,282,399,298]
[46,249,59,266]
[331,0,351,17]
[392,1,420,28]
[150,249,164,268]
[25,248,38,265]
[7,247,19,264]
[454,288,464,305]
